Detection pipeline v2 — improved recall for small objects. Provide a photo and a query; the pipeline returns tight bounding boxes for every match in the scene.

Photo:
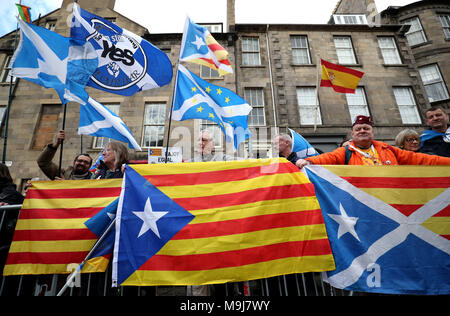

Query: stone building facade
[0,0,448,189]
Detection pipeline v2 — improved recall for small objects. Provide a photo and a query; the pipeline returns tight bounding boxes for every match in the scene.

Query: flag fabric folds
[172,64,252,150]
[180,17,232,76]
[10,19,97,104]
[78,97,142,150]
[320,59,364,94]
[71,3,173,96]
[112,159,334,286]
[3,179,122,276]
[10,19,141,150]
[289,128,319,159]
[16,4,32,23]
[306,165,450,295]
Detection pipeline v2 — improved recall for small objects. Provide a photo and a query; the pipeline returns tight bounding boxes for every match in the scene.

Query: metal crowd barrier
[0,205,351,296]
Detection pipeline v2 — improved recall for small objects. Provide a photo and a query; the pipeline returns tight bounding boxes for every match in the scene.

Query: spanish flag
[320,59,364,94]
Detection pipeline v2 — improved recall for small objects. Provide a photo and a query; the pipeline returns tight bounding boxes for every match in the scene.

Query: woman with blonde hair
[92,142,129,179]
[395,129,421,152]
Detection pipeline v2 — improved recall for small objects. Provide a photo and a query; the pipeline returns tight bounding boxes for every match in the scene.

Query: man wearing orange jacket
[296,115,450,169]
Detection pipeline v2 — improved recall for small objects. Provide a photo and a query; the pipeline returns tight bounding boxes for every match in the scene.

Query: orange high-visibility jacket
[305,140,450,166]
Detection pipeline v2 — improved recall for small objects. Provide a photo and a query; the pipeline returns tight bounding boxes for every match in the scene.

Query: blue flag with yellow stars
[172,64,252,150]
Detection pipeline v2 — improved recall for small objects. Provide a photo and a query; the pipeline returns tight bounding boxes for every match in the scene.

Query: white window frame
[403,17,427,46]
[199,121,223,149]
[418,64,449,102]
[244,88,266,126]
[334,36,357,64]
[393,87,421,124]
[45,20,56,31]
[142,103,166,148]
[296,87,321,125]
[345,87,370,123]
[333,14,368,25]
[438,14,450,39]
[93,104,120,149]
[378,37,402,65]
[1,55,16,83]
[242,37,261,66]
[200,65,220,79]
[290,35,311,65]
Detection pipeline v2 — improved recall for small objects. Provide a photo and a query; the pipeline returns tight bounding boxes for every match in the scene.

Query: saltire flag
[289,128,319,159]
[419,129,450,150]
[180,17,232,76]
[9,19,141,150]
[77,97,142,150]
[320,59,364,94]
[16,4,32,23]
[112,158,334,286]
[306,165,450,295]
[172,64,252,150]
[71,3,173,96]
[3,179,122,276]
[10,18,97,104]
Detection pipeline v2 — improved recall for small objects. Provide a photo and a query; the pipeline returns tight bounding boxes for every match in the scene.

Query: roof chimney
[227,0,235,32]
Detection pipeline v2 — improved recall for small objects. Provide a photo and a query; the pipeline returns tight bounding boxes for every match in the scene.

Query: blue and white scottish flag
[112,165,195,286]
[306,165,450,295]
[78,97,142,150]
[172,64,252,150]
[71,3,173,96]
[289,128,318,159]
[11,18,97,104]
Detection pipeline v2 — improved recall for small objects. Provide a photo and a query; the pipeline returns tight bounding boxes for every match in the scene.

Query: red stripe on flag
[173,209,323,240]
[342,177,450,189]
[6,251,88,265]
[27,187,121,199]
[19,207,103,219]
[320,79,356,93]
[207,43,226,52]
[173,183,315,211]
[433,205,450,217]
[143,162,297,186]
[11,229,97,241]
[390,204,422,217]
[140,239,331,271]
[321,59,364,78]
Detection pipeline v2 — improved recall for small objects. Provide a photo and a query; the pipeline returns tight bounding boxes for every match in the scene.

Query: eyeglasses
[405,138,419,143]
[76,159,91,164]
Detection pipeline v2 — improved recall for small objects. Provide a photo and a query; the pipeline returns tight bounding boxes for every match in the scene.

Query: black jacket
[0,182,24,205]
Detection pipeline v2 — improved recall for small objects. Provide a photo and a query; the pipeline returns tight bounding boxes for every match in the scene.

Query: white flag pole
[313,56,321,131]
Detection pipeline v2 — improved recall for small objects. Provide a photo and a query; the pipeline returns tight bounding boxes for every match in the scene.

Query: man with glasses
[37,130,93,180]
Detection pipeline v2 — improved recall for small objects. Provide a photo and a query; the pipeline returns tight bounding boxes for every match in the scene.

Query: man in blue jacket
[419,106,450,157]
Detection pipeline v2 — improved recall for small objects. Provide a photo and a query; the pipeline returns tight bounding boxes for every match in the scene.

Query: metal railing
[0,205,351,296]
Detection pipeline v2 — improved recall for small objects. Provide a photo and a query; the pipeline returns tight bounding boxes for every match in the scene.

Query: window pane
[143,103,166,148]
[297,87,321,125]
[378,37,401,64]
[334,37,356,64]
[404,17,426,46]
[418,64,449,102]
[242,38,260,66]
[244,88,265,126]
[346,88,369,123]
[393,87,421,124]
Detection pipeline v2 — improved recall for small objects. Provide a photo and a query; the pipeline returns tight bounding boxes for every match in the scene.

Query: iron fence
[0,205,351,296]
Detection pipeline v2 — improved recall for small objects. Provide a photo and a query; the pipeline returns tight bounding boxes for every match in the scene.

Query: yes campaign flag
[71,3,173,96]
[180,17,232,76]
[306,165,450,295]
[172,64,252,150]
[289,128,318,159]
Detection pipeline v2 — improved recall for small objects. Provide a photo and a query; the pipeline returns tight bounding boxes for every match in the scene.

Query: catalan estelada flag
[16,4,32,23]
[320,59,364,94]
[112,159,335,286]
[306,165,450,295]
[3,179,122,276]
[179,17,233,76]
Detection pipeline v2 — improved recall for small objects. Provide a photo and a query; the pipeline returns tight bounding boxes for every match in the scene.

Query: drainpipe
[266,24,277,130]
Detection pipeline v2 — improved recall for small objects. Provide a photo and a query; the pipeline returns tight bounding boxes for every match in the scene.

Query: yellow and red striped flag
[320,59,364,94]
[3,179,122,276]
[114,158,335,286]
[179,17,233,76]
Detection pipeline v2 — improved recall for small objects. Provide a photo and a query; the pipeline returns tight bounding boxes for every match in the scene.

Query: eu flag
[112,165,195,286]
[172,64,252,150]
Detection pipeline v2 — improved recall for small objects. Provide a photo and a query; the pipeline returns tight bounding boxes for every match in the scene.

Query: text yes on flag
[306,165,450,295]
[71,3,173,96]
